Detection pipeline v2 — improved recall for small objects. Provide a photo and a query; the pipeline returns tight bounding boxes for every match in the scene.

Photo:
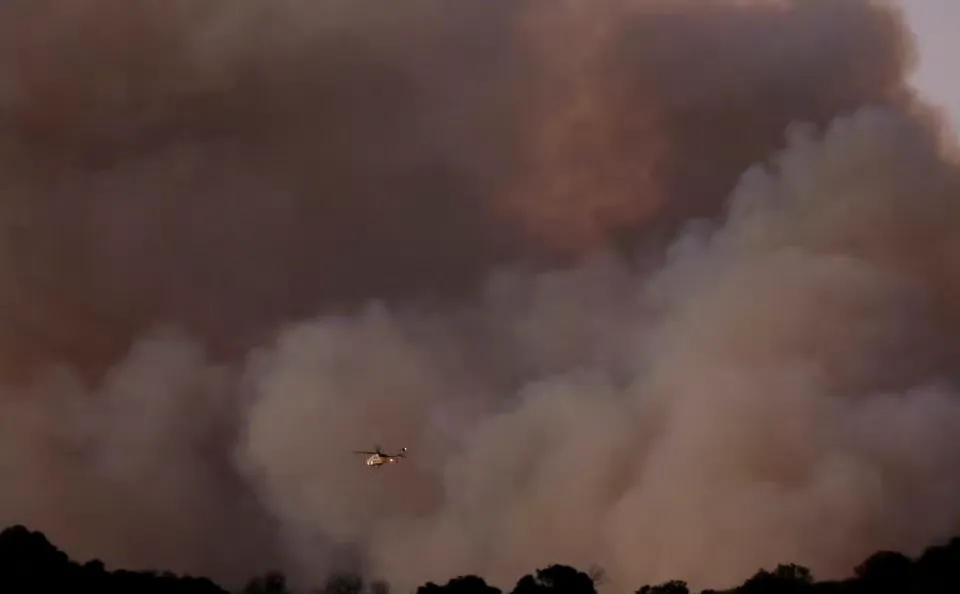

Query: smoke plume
[3,0,960,592]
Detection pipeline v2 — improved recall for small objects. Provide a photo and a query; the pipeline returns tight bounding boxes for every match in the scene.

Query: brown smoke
[239,105,960,592]
[0,0,525,382]
[3,0,960,592]
[0,0,913,380]
[503,0,914,251]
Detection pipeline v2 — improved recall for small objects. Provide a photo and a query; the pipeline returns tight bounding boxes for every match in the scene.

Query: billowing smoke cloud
[238,108,960,592]
[3,0,960,592]
[0,327,281,579]
[0,0,912,378]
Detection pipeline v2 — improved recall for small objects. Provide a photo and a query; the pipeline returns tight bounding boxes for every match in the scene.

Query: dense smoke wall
[3,0,960,592]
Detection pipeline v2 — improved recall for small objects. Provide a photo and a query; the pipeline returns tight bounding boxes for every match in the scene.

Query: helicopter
[353,445,408,468]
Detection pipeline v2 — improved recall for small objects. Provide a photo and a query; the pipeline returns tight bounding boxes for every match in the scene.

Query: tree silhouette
[854,550,912,590]
[5,522,960,594]
[636,579,689,594]
[912,537,960,594]
[739,563,813,594]
[418,575,502,594]
[511,565,596,594]
[0,524,227,593]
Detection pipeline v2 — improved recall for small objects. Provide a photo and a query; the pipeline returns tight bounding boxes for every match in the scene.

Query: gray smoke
[237,107,960,592]
[3,0,960,592]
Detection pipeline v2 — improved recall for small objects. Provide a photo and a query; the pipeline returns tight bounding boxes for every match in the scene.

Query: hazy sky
[901,0,960,131]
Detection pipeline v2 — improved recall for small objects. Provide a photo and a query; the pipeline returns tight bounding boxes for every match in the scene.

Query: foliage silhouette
[637,579,690,594]
[2,523,960,594]
[417,574,502,594]
[0,524,227,593]
[739,563,814,594]
[912,537,960,594]
[510,565,597,594]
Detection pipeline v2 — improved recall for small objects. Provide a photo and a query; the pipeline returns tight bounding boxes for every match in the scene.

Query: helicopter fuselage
[365,454,401,467]
[355,446,407,468]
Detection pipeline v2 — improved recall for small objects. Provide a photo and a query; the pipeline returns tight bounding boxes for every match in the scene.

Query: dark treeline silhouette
[3,524,960,594]
[0,524,226,593]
